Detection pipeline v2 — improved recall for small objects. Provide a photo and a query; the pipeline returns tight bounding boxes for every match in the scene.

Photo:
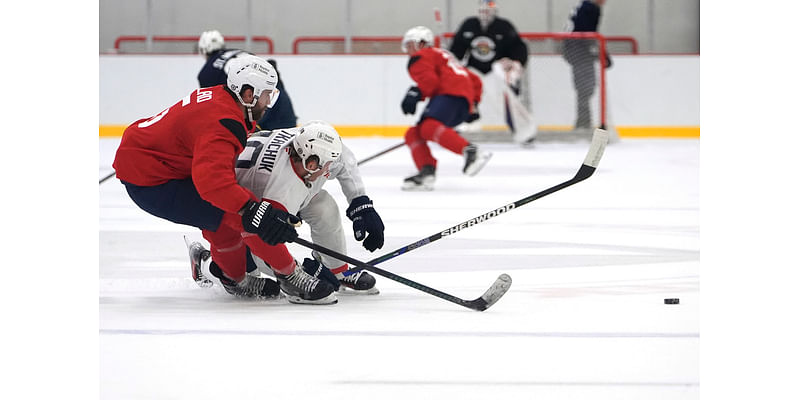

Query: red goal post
[525,32,611,131]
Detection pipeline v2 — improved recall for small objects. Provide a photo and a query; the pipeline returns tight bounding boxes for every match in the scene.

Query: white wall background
[99,0,700,54]
[99,54,699,128]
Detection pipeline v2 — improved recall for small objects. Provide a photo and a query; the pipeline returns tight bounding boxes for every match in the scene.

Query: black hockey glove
[346,195,385,252]
[301,257,340,291]
[401,86,422,115]
[464,102,480,123]
[241,200,300,245]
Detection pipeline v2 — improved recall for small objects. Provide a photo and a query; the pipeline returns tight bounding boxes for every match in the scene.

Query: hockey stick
[99,171,116,184]
[355,128,609,269]
[293,237,511,312]
[357,142,404,166]
[433,8,446,48]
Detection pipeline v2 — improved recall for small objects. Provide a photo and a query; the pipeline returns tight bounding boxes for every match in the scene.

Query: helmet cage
[478,1,498,27]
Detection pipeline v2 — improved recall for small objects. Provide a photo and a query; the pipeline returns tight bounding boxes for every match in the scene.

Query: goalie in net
[449,0,536,145]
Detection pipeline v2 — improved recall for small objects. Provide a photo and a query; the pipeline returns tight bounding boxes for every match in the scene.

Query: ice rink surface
[99,136,699,400]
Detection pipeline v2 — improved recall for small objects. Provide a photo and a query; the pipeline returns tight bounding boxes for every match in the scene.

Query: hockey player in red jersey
[188,121,385,304]
[113,55,336,304]
[400,26,492,191]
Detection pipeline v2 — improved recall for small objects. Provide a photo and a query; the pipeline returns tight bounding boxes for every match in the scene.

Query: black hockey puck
[664,298,680,304]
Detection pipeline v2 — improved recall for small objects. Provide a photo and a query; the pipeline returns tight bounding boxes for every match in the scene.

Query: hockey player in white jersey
[188,121,384,304]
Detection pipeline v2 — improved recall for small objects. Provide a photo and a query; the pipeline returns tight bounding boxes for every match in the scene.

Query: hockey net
[292,33,633,143]
[448,32,633,143]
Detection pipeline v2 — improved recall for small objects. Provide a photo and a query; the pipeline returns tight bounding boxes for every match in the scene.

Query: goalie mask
[401,26,434,53]
[293,121,343,174]
[478,0,498,29]
[198,30,225,55]
[226,54,279,109]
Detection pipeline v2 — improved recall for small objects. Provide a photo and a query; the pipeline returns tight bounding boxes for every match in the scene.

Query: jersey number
[137,88,213,128]
[438,49,469,77]
[236,140,265,169]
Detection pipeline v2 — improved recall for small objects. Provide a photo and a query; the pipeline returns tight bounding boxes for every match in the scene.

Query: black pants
[563,39,597,129]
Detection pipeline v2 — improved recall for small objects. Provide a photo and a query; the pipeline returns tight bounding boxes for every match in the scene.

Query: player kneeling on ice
[114,54,321,303]
[400,26,492,191]
[188,121,385,304]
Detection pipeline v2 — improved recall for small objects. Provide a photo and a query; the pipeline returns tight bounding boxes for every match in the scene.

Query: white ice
[99,136,699,400]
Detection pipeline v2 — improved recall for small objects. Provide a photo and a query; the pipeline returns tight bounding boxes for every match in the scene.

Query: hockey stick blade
[464,273,513,311]
[355,128,610,270]
[292,237,510,311]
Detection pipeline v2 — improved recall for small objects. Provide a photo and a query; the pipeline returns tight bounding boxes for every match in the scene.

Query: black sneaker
[337,269,379,295]
[462,145,492,176]
[402,165,436,191]
[209,262,281,300]
[275,264,338,305]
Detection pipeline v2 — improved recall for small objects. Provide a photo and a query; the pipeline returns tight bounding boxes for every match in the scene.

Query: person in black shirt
[562,0,611,130]
[197,30,298,130]
[449,1,534,144]
[450,0,528,84]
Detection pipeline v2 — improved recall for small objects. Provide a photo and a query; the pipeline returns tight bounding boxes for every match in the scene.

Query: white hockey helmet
[478,0,498,27]
[198,30,225,55]
[401,26,434,53]
[293,121,343,173]
[226,54,278,108]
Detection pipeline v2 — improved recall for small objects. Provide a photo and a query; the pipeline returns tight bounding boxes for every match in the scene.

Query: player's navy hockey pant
[418,95,470,127]
[122,179,225,232]
[406,95,472,170]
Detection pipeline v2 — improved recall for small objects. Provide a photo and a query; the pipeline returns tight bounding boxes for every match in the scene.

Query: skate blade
[194,277,214,289]
[465,152,493,176]
[283,291,338,305]
[401,183,434,191]
[337,286,380,296]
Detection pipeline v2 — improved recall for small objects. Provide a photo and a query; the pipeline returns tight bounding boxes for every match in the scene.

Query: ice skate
[402,165,436,191]
[275,264,338,305]
[209,263,282,300]
[336,269,379,295]
[185,237,213,288]
[462,145,493,176]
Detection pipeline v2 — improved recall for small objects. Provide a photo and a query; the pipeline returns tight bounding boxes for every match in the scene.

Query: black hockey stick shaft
[292,237,510,311]
[357,142,405,166]
[99,171,116,184]
[356,128,609,270]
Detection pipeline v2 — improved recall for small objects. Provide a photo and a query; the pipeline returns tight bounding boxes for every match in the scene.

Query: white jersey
[235,128,366,214]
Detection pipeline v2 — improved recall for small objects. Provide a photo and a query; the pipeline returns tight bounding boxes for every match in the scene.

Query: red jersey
[113,85,256,214]
[407,47,483,108]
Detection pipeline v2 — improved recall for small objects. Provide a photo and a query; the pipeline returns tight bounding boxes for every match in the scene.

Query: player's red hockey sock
[404,126,437,170]
[418,118,469,155]
[329,264,349,275]
[202,213,248,281]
